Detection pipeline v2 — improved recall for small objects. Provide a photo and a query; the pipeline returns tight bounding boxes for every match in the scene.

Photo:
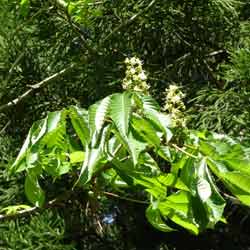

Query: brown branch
[0,199,56,221]
[166,50,227,70]
[102,191,149,204]
[0,206,38,221]
[0,190,74,221]
[0,120,11,134]
[206,49,227,57]
[0,64,75,112]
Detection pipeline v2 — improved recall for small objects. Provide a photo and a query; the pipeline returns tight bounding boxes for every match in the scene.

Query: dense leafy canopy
[0,0,250,249]
[10,90,250,235]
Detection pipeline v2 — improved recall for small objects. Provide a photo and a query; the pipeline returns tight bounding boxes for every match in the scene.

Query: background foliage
[1,0,250,249]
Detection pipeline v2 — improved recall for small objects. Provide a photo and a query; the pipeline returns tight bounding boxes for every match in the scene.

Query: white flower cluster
[164,85,186,127]
[122,57,149,94]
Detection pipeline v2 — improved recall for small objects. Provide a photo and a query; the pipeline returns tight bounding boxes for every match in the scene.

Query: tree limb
[0,206,39,221]
[0,191,73,221]
[0,120,11,134]
[0,64,75,113]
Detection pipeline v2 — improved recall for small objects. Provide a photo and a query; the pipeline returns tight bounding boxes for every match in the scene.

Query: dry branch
[0,64,75,113]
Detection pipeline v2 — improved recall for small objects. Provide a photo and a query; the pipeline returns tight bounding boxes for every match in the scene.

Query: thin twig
[206,49,227,57]
[0,120,11,134]
[0,64,75,112]
[102,191,149,204]
[0,191,73,221]
[166,52,191,70]
[0,198,56,221]
[223,193,241,205]
[102,0,157,43]
[5,52,25,84]
[171,144,198,159]
[0,206,38,221]
[166,49,226,70]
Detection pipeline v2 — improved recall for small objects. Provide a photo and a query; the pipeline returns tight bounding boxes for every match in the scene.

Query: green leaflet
[180,157,196,195]
[223,172,250,206]
[12,111,66,173]
[158,191,199,235]
[138,152,160,175]
[93,96,111,134]
[156,146,172,162]
[25,169,45,207]
[131,115,161,148]
[77,125,110,185]
[127,127,148,165]
[109,92,142,164]
[196,159,226,228]
[133,171,189,200]
[146,205,175,232]
[69,151,85,163]
[179,156,226,230]
[135,93,161,112]
[69,106,90,145]
[111,158,134,186]
[0,205,32,215]
[134,176,167,198]
[208,158,250,206]
[136,93,172,142]
[110,92,132,137]
[199,133,250,175]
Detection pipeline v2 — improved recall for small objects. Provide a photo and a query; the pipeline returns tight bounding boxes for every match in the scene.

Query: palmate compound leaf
[198,132,250,175]
[178,156,226,230]
[197,134,250,206]
[11,91,250,234]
